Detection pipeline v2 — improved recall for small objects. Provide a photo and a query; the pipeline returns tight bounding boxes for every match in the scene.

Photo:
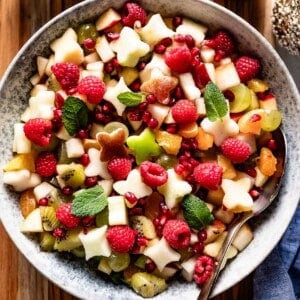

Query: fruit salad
[3,2,283,298]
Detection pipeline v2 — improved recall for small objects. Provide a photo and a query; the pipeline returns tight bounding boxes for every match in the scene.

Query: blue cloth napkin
[253,203,300,300]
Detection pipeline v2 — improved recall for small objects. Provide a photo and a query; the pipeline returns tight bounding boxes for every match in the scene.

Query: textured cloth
[253,203,300,300]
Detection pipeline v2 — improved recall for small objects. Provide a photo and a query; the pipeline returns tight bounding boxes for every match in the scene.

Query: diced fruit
[107,252,131,272]
[181,256,197,282]
[40,206,60,231]
[247,78,269,93]
[3,153,35,172]
[195,127,214,150]
[20,207,43,233]
[203,231,227,258]
[130,216,157,239]
[95,8,121,31]
[237,109,264,135]
[155,131,182,155]
[217,154,237,179]
[19,189,37,217]
[178,122,199,138]
[232,223,253,251]
[108,196,128,226]
[204,220,226,244]
[95,35,115,63]
[179,73,201,100]
[228,84,252,113]
[54,229,82,251]
[98,257,112,275]
[215,62,240,91]
[257,147,277,176]
[261,109,282,132]
[56,163,86,188]
[39,232,56,251]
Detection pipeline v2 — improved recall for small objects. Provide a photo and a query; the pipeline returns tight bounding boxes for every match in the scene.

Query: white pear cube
[200,47,216,63]
[33,182,57,200]
[204,220,226,244]
[254,166,269,187]
[98,179,113,196]
[65,138,85,158]
[84,52,100,64]
[13,123,31,154]
[37,56,49,77]
[232,223,253,251]
[181,256,197,282]
[55,125,72,141]
[203,231,227,258]
[30,84,48,97]
[195,97,207,117]
[213,207,235,224]
[20,208,43,233]
[108,195,128,225]
[95,35,115,63]
[205,63,216,83]
[147,104,170,128]
[79,225,112,260]
[95,8,121,31]
[179,73,201,100]
[215,62,241,91]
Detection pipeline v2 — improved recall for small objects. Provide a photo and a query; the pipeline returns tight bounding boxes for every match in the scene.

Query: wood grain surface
[0,1,273,299]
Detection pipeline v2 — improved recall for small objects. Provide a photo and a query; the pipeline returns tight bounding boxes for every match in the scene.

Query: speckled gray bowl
[0,0,299,299]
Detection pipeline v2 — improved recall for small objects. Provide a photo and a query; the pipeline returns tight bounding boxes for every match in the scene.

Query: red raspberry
[164,45,193,73]
[121,2,147,27]
[51,62,80,90]
[106,225,137,253]
[202,30,235,61]
[140,161,168,188]
[23,118,52,147]
[171,99,198,124]
[35,151,57,177]
[194,255,214,285]
[193,162,223,190]
[220,137,251,163]
[234,56,261,82]
[163,219,191,249]
[193,62,211,89]
[107,157,132,180]
[77,76,106,104]
[55,203,81,229]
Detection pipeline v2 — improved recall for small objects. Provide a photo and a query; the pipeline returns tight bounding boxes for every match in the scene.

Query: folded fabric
[253,203,300,300]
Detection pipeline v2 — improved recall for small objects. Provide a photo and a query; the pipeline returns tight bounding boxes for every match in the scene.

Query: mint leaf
[117,91,145,107]
[72,185,108,217]
[204,82,228,121]
[62,96,89,136]
[181,194,214,230]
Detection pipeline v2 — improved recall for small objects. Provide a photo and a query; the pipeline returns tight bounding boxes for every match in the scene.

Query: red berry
[55,203,81,229]
[220,137,251,163]
[52,227,66,239]
[193,162,223,190]
[107,157,132,180]
[106,225,137,253]
[35,151,57,177]
[121,2,147,27]
[171,99,198,124]
[234,56,260,82]
[164,45,193,73]
[140,161,168,188]
[51,62,80,90]
[194,255,214,285]
[163,219,191,249]
[193,62,211,89]
[38,197,49,206]
[23,118,52,147]
[203,30,235,61]
[77,76,106,104]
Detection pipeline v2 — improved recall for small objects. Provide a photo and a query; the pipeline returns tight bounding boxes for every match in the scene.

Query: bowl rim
[0,0,299,299]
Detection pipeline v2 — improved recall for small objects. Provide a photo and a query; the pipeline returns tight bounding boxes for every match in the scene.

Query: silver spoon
[198,127,287,300]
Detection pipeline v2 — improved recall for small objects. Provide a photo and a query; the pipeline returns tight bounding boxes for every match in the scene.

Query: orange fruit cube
[196,127,214,150]
[257,147,277,176]
[155,130,182,155]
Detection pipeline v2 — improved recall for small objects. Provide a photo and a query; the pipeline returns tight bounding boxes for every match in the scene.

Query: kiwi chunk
[40,206,60,231]
[130,215,157,239]
[39,232,56,252]
[54,229,82,251]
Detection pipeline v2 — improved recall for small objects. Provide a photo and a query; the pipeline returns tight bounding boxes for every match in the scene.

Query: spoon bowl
[198,127,287,300]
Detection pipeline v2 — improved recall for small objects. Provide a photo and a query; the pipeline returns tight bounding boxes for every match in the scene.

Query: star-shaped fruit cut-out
[221,177,253,213]
[140,69,178,104]
[144,237,181,271]
[157,169,192,209]
[96,128,128,161]
[126,128,161,165]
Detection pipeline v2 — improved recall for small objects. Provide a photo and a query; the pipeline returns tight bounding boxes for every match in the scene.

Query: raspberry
[35,151,57,177]
[77,76,106,104]
[220,137,251,163]
[140,161,168,188]
[193,162,223,190]
[164,45,193,73]
[162,219,191,249]
[121,2,147,27]
[193,255,214,285]
[202,30,235,61]
[55,203,81,229]
[51,62,80,90]
[107,157,132,180]
[23,118,52,147]
[193,62,211,89]
[234,56,260,82]
[106,225,137,253]
[171,100,198,124]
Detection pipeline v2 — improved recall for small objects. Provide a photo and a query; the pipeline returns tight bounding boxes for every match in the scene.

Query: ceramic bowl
[0,0,299,299]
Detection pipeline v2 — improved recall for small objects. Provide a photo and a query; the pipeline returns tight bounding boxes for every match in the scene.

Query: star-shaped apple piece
[126,128,161,165]
[140,69,178,104]
[113,169,152,199]
[143,237,181,271]
[221,178,253,213]
[96,128,128,161]
[157,169,192,209]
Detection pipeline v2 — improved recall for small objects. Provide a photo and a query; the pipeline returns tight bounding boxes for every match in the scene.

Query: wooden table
[0,1,274,299]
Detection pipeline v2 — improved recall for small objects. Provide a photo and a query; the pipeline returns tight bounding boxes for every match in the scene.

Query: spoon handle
[198,212,252,300]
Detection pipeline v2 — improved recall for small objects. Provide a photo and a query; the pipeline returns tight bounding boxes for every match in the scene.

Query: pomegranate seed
[192,56,201,67]
[153,217,160,227]
[142,111,152,123]
[130,207,144,215]
[245,166,257,178]
[128,111,142,121]
[137,236,148,247]
[138,101,148,111]
[85,176,98,187]
[154,44,166,54]
[76,129,88,139]
[159,214,168,226]
[185,34,195,48]
[130,80,141,92]
[174,164,185,175]
[106,32,120,42]
[102,102,114,113]
[38,197,49,206]
[267,139,277,151]
[104,62,114,74]
[53,108,62,120]
[146,94,157,104]
[125,192,138,205]
[166,123,178,134]
[66,87,77,95]
[161,37,173,47]
[223,90,235,102]
[147,117,159,128]
[197,230,207,242]
[83,38,96,50]
[159,202,169,214]
[137,61,146,71]
[173,86,184,99]
[174,34,186,43]
[250,114,262,122]
[53,227,66,239]
[81,215,95,227]
[62,186,73,196]
[250,188,260,199]
[193,242,204,254]
[172,16,183,28]
[55,93,65,108]
[145,261,156,272]
[111,57,120,68]
[191,47,200,57]
[138,198,147,206]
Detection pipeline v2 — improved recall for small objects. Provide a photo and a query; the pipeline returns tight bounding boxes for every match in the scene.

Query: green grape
[77,23,99,44]
[228,83,252,113]
[261,109,282,131]
[107,252,131,272]
[103,122,129,139]
[156,153,178,169]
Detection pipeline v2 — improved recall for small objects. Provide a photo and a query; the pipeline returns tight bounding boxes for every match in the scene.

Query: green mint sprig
[72,185,108,217]
[117,91,145,107]
[62,96,89,136]
[204,82,228,121]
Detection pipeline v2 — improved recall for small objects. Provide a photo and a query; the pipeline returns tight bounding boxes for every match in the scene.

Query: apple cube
[215,62,240,91]
[65,138,85,158]
[204,220,227,244]
[108,195,128,225]
[37,56,49,77]
[232,223,253,251]
[200,47,216,63]
[259,95,278,110]
[95,35,115,63]
[13,123,31,154]
[213,207,235,224]
[181,256,197,282]
[179,73,201,100]
[203,231,227,258]
[147,103,170,128]
[20,208,43,233]
[95,8,121,31]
